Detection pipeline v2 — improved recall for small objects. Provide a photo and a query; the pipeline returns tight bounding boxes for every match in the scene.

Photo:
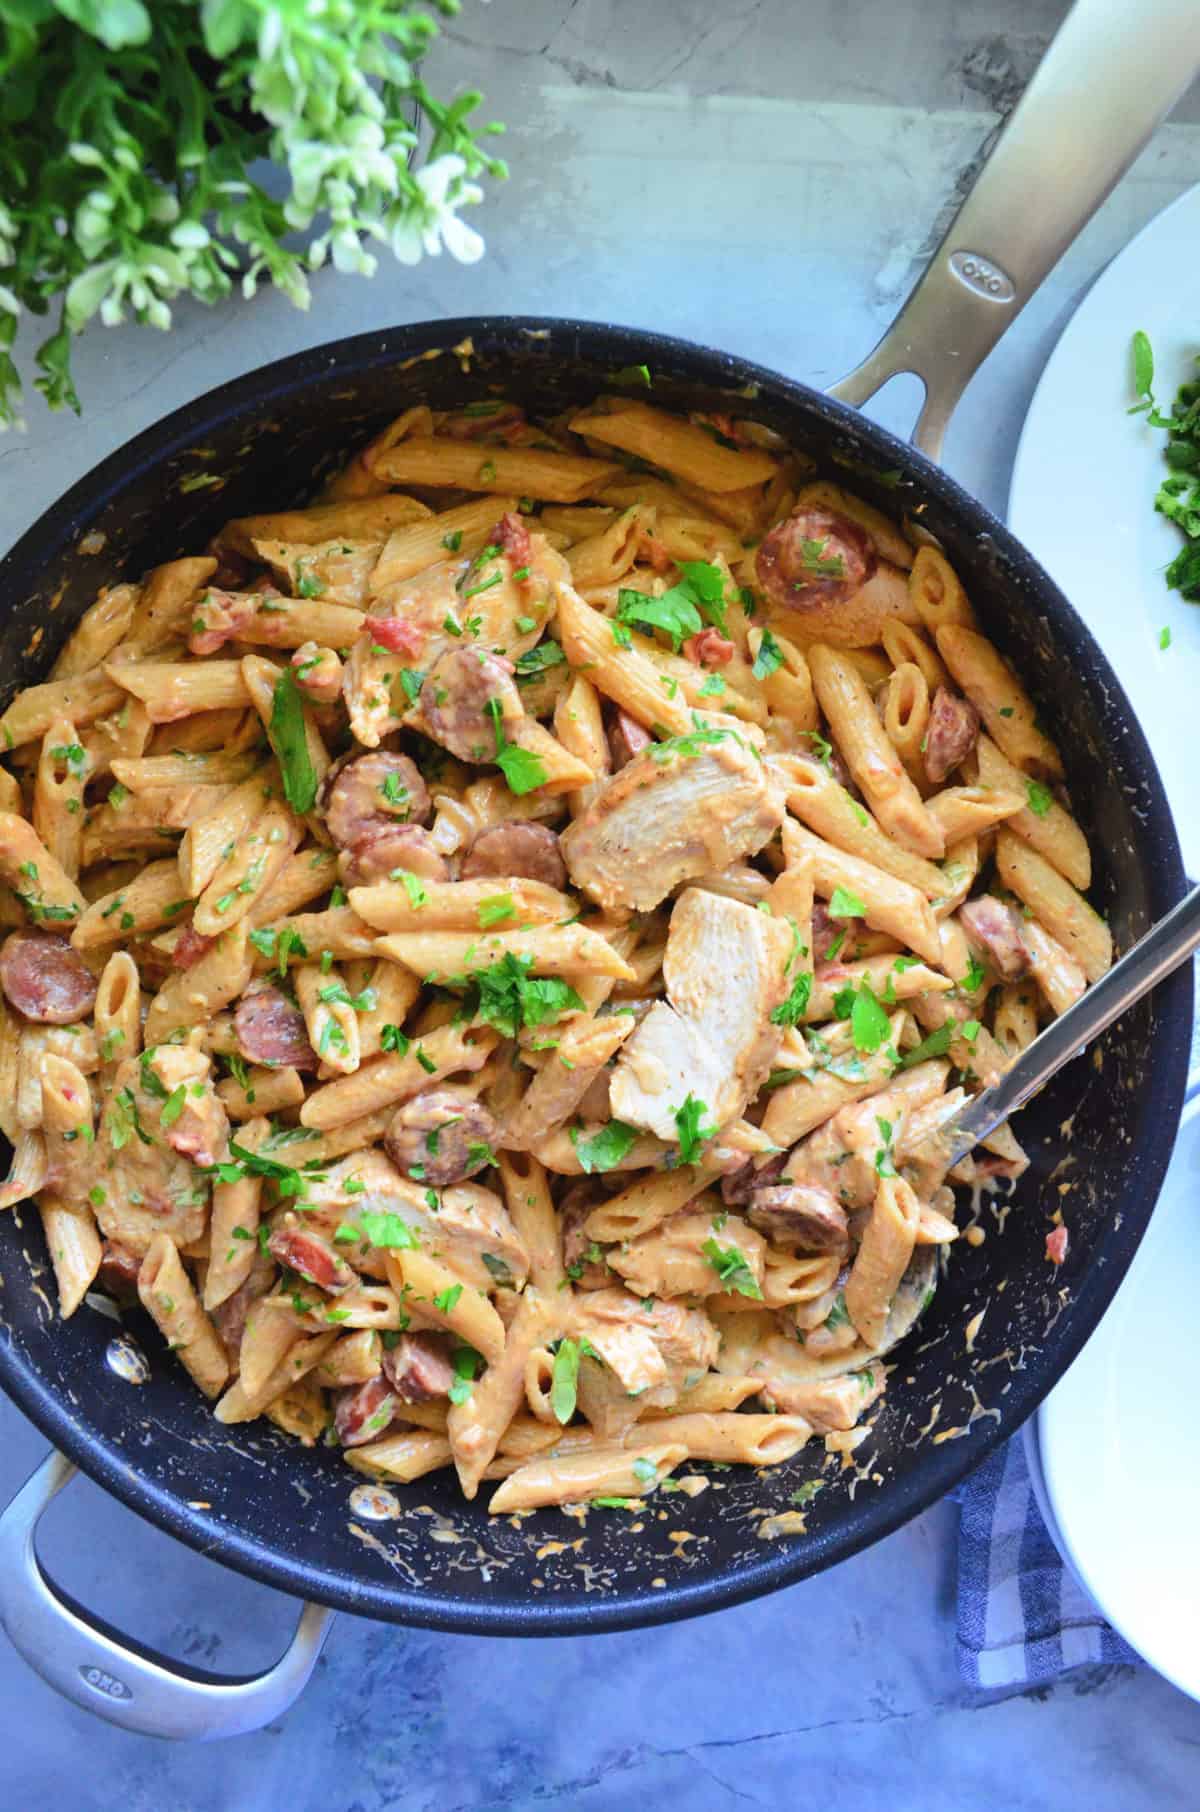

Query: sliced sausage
[364,614,425,658]
[324,751,430,849]
[459,822,566,889]
[811,901,857,964]
[383,1088,499,1187]
[335,1375,397,1447]
[381,1331,456,1402]
[267,1216,356,1294]
[958,894,1031,981]
[419,648,521,762]
[924,686,980,785]
[0,931,98,1025]
[340,826,450,888]
[235,983,318,1071]
[757,507,876,611]
[494,510,533,570]
[1045,1225,1069,1266]
[747,1183,849,1252]
[719,1150,787,1208]
[96,1239,141,1302]
[682,627,735,667]
[606,708,652,770]
[559,1183,610,1290]
[172,924,216,971]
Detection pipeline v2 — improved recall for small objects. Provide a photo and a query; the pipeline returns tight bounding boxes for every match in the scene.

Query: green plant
[0,0,506,428]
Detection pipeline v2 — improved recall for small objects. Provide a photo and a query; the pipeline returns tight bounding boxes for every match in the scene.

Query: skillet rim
[0,315,1188,1635]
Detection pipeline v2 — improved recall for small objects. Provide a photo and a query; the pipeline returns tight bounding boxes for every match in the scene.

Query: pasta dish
[0,388,1109,1514]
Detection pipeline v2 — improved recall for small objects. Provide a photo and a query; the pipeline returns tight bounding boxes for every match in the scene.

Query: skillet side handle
[0,1450,333,1741]
[829,0,1200,460]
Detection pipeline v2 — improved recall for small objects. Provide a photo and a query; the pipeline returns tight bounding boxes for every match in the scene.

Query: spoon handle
[934,884,1200,1169]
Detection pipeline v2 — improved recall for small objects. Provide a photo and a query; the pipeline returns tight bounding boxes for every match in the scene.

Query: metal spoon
[919,883,1200,1172]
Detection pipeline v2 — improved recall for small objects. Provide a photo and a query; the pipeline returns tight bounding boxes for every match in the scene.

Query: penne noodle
[375,925,636,984]
[570,401,778,492]
[349,875,574,934]
[372,438,622,503]
[995,830,1112,983]
[936,625,1063,779]
[808,643,944,858]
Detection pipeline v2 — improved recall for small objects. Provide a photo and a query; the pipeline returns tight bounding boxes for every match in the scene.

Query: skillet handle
[0,1450,333,1741]
[828,0,1200,459]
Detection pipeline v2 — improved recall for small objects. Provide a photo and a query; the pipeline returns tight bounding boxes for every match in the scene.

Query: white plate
[1033,1094,1200,1699]
[1010,183,1200,877]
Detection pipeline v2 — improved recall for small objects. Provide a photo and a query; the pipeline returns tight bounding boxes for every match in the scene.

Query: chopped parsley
[674,1094,716,1165]
[394,870,428,910]
[380,1024,410,1055]
[514,641,566,682]
[478,892,515,928]
[571,1120,639,1174]
[1025,780,1053,818]
[268,667,318,814]
[702,1237,763,1300]
[897,1022,954,1069]
[796,536,847,581]
[832,978,891,1053]
[752,628,785,680]
[487,697,548,795]
[334,1211,420,1250]
[432,1283,463,1314]
[458,951,584,1038]
[828,885,867,919]
[615,585,700,652]
[770,968,813,1028]
[448,1344,484,1405]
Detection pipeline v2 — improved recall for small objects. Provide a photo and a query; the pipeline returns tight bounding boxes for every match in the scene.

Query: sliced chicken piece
[298,1149,530,1293]
[958,893,1032,981]
[610,888,792,1138]
[609,1001,725,1143]
[756,1366,887,1429]
[573,1287,719,1395]
[560,731,782,914]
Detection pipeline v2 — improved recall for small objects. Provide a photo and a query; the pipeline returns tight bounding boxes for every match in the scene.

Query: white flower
[170,222,211,251]
[0,285,19,318]
[389,154,486,266]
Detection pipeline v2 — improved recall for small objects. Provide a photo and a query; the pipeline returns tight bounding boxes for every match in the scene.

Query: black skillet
[0,0,1194,1741]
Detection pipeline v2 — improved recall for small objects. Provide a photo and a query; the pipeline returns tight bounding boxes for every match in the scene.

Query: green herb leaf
[478,892,515,928]
[1025,780,1053,818]
[1132,328,1155,400]
[571,1120,639,1174]
[752,628,785,679]
[897,1023,954,1069]
[550,1337,584,1423]
[269,668,318,814]
[615,585,701,652]
[770,968,813,1028]
[828,885,867,919]
[702,1236,763,1299]
[674,1093,716,1164]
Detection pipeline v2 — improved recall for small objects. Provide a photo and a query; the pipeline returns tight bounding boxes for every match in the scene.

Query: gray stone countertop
[1,3,1199,1804]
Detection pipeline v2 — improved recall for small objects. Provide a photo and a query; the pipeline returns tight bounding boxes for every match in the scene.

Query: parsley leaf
[448,1344,483,1404]
[844,979,891,1053]
[269,667,318,814]
[702,1237,763,1299]
[462,951,583,1037]
[752,628,785,679]
[897,1023,954,1069]
[571,1120,639,1174]
[615,585,701,652]
[828,885,867,919]
[770,968,813,1028]
[1025,780,1053,818]
[478,892,515,928]
[550,1337,585,1423]
[674,1094,716,1164]
[514,641,566,681]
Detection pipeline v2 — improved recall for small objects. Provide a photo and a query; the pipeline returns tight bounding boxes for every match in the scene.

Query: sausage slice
[0,930,97,1024]
[324,751,430,849]
[381,1331,456,1403]
[757,507,876,611]
[235,983,319,1071]
[383,1088,499,1186]
[340,826,450,888]
[459,823,566,889]
[419,648,521,762]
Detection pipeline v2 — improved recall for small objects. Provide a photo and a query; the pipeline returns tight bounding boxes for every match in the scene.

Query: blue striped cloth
[955,1436,1137,1688]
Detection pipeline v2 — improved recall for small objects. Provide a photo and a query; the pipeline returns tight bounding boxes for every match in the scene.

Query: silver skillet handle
[828,0,1200,458]
[0,1451,333,1741]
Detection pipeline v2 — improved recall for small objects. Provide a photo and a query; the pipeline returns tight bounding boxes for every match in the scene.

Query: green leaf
[514,641,566,680]
[615,585,701,652]
[677,560,729,634]
[56,0,152,51]
[674,1093,716,1164]
[433,1283,463,1314]
[770,968,813,1028]
[571,1120,639,1174]
[1025,780,1053,818]
[1132,328,1155,400]
[269,668,318,814]
[395,870,428,909]
[702,1237,762,1299]
[752,628,785,679]
[848,980,891,1053]
[550,1337,583,1423]
[478,893,515,928]
[610,364,651,387]
[448,1344,483,1405]
[463,952,583,1037]
[351,1212,421,1250]
[897,1023,953,1069]
[160,1084,187,1128]
[495,744,548,795]
[828,885,866,919]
